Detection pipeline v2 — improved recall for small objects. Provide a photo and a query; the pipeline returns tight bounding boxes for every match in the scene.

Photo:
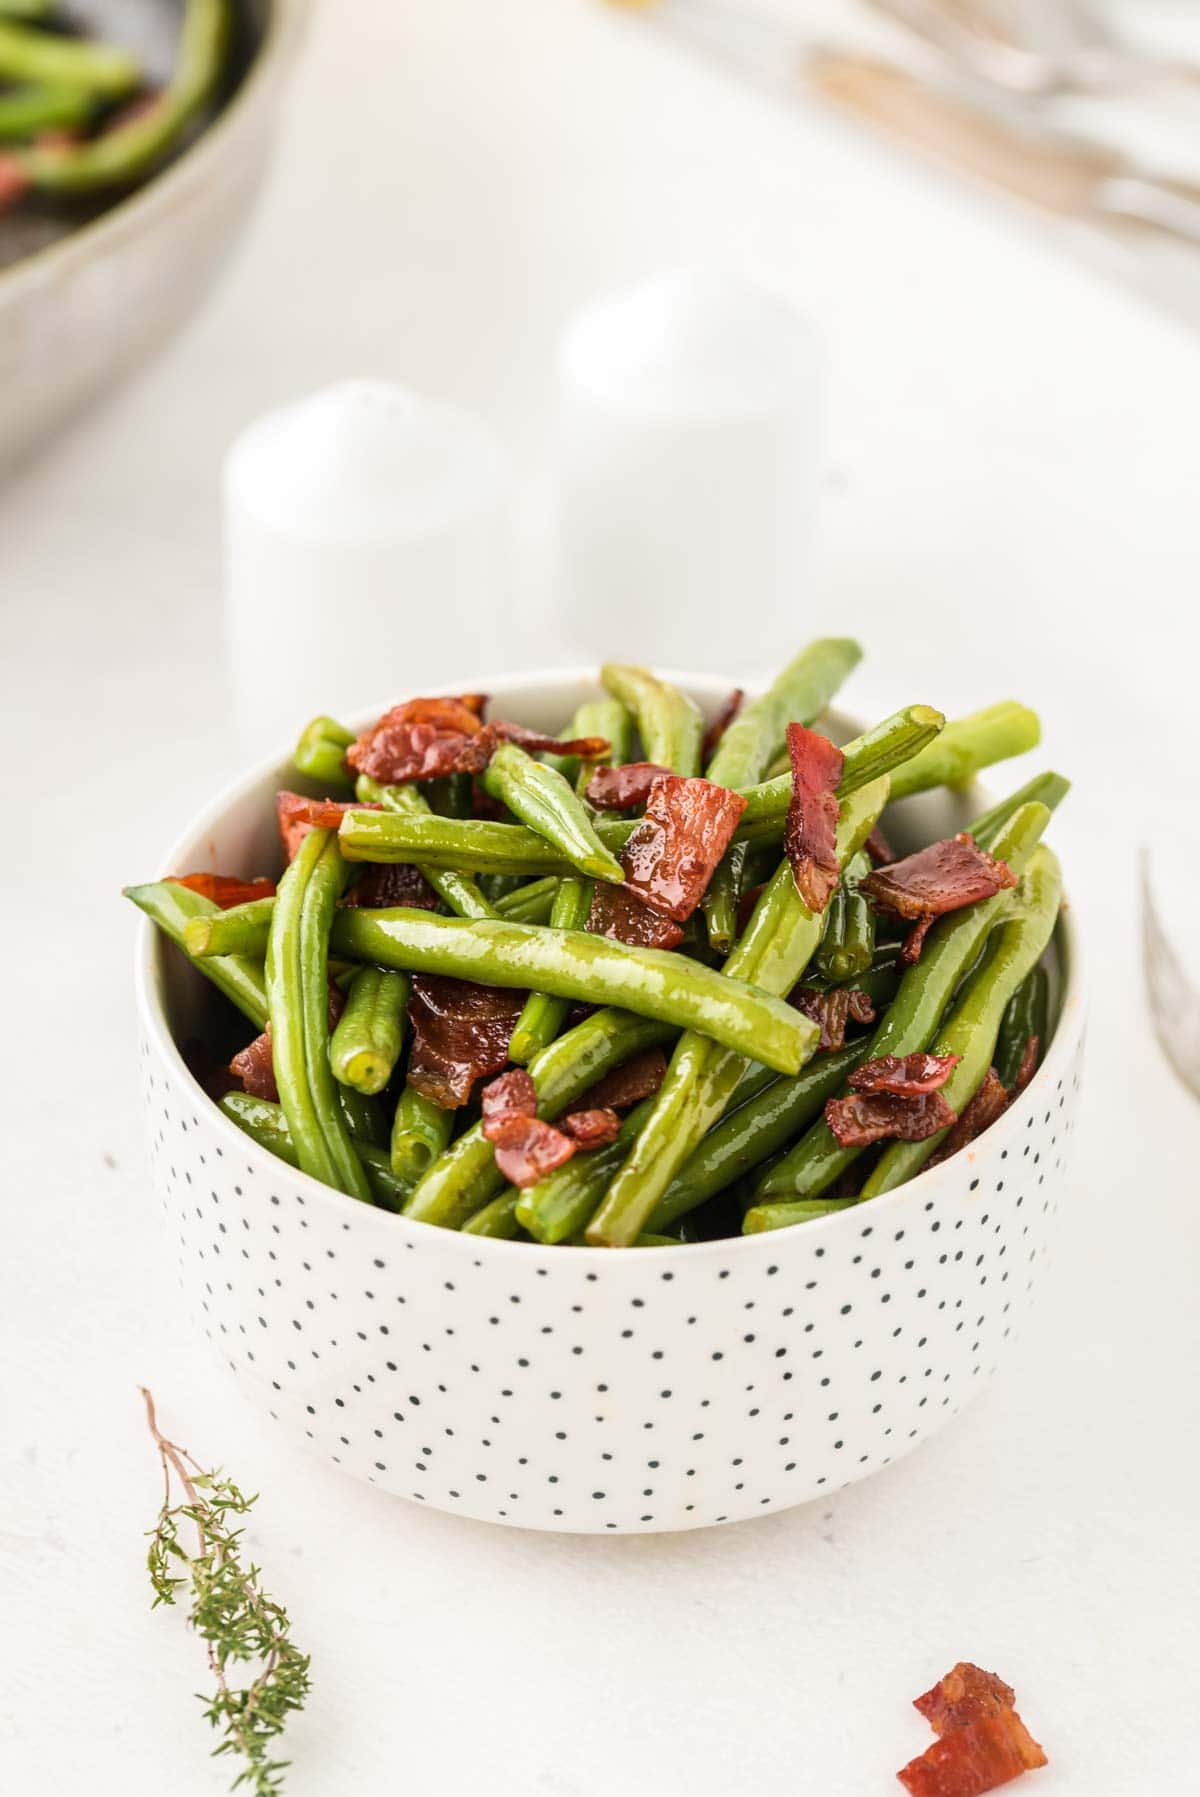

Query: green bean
[356,775,497,920]
[743,1198,856,1233]
[391,1083,454,1182]
[0,83,92,140]
[480,873,525,901]
[888,702,1040,801]
[755,800,1052,1202]
[335,1084,388,1148]
[509,876,593,1063]
[585,776,890,1247]
[814,852,874,983]
[645,1041,871,1233]
[329,967,409,1095]
[339,810,587,876]
[705,639,863,787]
[517,1099,658,1244]
[461,1191,525,1239]
[970,771,1070,850]
[701,842,746,955]
[219,1093,405,1208]
[0,17,140,95]
[403,1010,676,1229]
[124,881,267,1030]
[494,875,559,919]
[294,715,354,789]
[573,698,634,795]
[995,963,1049,1089]
[862,848,1062,1196]
[185,896,275,960]
[0,1,54,20]
[266,829,370,1200]
[331,906,814,1073]
[16,0,229,192]
[481,741,625,882]
[600,665,704,776]
[735,705,945,827]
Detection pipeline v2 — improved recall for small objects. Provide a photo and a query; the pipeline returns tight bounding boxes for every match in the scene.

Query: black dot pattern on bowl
[138,1027,1084,1533]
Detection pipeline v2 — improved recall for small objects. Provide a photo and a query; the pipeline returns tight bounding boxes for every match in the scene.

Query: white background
[3,2,1200,1792]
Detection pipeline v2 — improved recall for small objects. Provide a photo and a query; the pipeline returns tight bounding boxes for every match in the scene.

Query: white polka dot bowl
[134,671,1085,1533]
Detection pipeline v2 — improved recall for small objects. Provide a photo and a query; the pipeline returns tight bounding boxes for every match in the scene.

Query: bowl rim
[0,0,310,304]
[134,666,1085,1264]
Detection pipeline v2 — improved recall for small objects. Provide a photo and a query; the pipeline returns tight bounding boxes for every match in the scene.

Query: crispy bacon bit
[620,774,747,922]
[343,862,440,910]
[406,976,524,1108]
[1012,1035,1039,1095]
[849,1052,961,1097]
[276,791,379,862]
[790,986,876,1053]
[926,1069,1010,1167]
[866,823,896,867]
[169,873,276,908]
[230,986,344,1104]
[826,1088,956,1149]
[897,1709,1046,1796]
[0,154,29,214]
[701,687,744,762]
[492,720,611,759]
[562,1107,622,1149]
[862,834,1017,965]
[345,696,493,784]
[490,1115,577,1187]
[578,1048,669,1112]
[481,1068,538,1136]
[585,762,673,811]
[784,724,845,913]
[587,881,684,951]
[914,1665,1017,1737]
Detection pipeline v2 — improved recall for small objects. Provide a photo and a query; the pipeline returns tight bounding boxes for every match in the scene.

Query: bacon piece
[578,1048,669,1112]
[0,154,29,215]
[406,976,524,1108]
[866,823,896,867]
[926,1069,1010,1167]
[849,1052,961,1097]
[585,762,674,811]
[169,873,276,908]
[784,724,845,913]
[862,834,1017,965]
[276,791,380,862]
[492,720,611,759]
[343,862,440,911]
[230,986,344,1104]
[345,696,493,784]
[587,881,684,951]
[1011,1035,1039,1095]
[620,774,747,922]
[562,1107,621,1149]
[490,1115,577,1187]
[701,687,744,763]
[825,1088,956,1149]
[914,1665,1017,1737]
[790,986,876,1054]
[480,1068,538,1137]
[897,1709,1046,1796]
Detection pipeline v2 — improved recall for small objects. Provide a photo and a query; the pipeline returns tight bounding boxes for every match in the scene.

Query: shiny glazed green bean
[970,772,1070,850]
[481,741,624,882]
[888,702,1040,801]
[329,967,409,1095]
[995,963,1049,1089]
[124,881,267,1029]
[184,896,275,960]
[701,841,747,955]
[509,876,593,1063]
[734,706,944,827]
[516,1099,658,1244]
[294,715,355,789]
[219,1092,405,1208]
[331,907,815,1073]
[814,852,874,983]
[355,775,497,920]
[600,664,705,776]
[390,1083,454,1183]
[705,638,863,787]
[742,1198,857,1233]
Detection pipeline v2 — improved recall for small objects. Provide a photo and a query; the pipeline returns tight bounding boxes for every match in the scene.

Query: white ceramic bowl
[134,671,1085,1534]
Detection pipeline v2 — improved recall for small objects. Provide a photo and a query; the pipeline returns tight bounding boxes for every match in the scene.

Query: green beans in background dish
[390,1083,454,1183]
[754,799,1052,1203]
[481,741,625,882]
[585,775,890,1247]
[220,1093,407,1211]
[185,896,275,961]
[887,702,1040,802]
[124,881,267,1030]
[970,771,1070,851]
[0,16,140,95]
[516,1099,658,1244]
[814,852,874,984]
[332,905,815,1073]
[705,638,863,787]
[600,664,705,775]
[266,828,371,1201]
[355,775,497,920]
[404,1010,676,1230]
[861,847,1062,1198]
[0,82,92,140]
[995,963,1050,1089]
[15,0,230,193]
[329,967,409,1095]
[509,876,593,1063]
[294,716,355,789]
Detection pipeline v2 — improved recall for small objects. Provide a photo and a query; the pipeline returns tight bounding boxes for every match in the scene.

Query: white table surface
[3,2,1200,1792]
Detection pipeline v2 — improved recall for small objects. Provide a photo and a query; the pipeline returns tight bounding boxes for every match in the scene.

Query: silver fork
[1141,848,1200,1104]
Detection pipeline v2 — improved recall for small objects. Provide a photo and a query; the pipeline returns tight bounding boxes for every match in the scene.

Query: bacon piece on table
[897,1708,1047,1796]
[784,724,845,913]
[914,1665,1017,1737]
[825,1088,956,1149]
[861,833,1016,965]
[406,976,524,1108]
[849,1052,961,1097]
[585,762,673,811]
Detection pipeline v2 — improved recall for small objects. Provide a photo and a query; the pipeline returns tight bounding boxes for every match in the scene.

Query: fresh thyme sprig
[140,1387,311,1795]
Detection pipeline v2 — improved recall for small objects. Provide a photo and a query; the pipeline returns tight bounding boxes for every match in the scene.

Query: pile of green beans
[127,639,1070,1245]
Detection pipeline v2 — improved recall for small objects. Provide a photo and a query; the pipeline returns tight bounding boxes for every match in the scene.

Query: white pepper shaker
[555,270,825,673]
[223,380,511,753]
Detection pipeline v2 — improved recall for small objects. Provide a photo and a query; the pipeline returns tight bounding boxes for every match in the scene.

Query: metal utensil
[808,51,1200,247]
[1142,848,1200,1104]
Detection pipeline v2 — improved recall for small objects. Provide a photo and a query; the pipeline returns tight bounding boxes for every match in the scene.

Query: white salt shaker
[223,380,511,754]
[555,270,825,673]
